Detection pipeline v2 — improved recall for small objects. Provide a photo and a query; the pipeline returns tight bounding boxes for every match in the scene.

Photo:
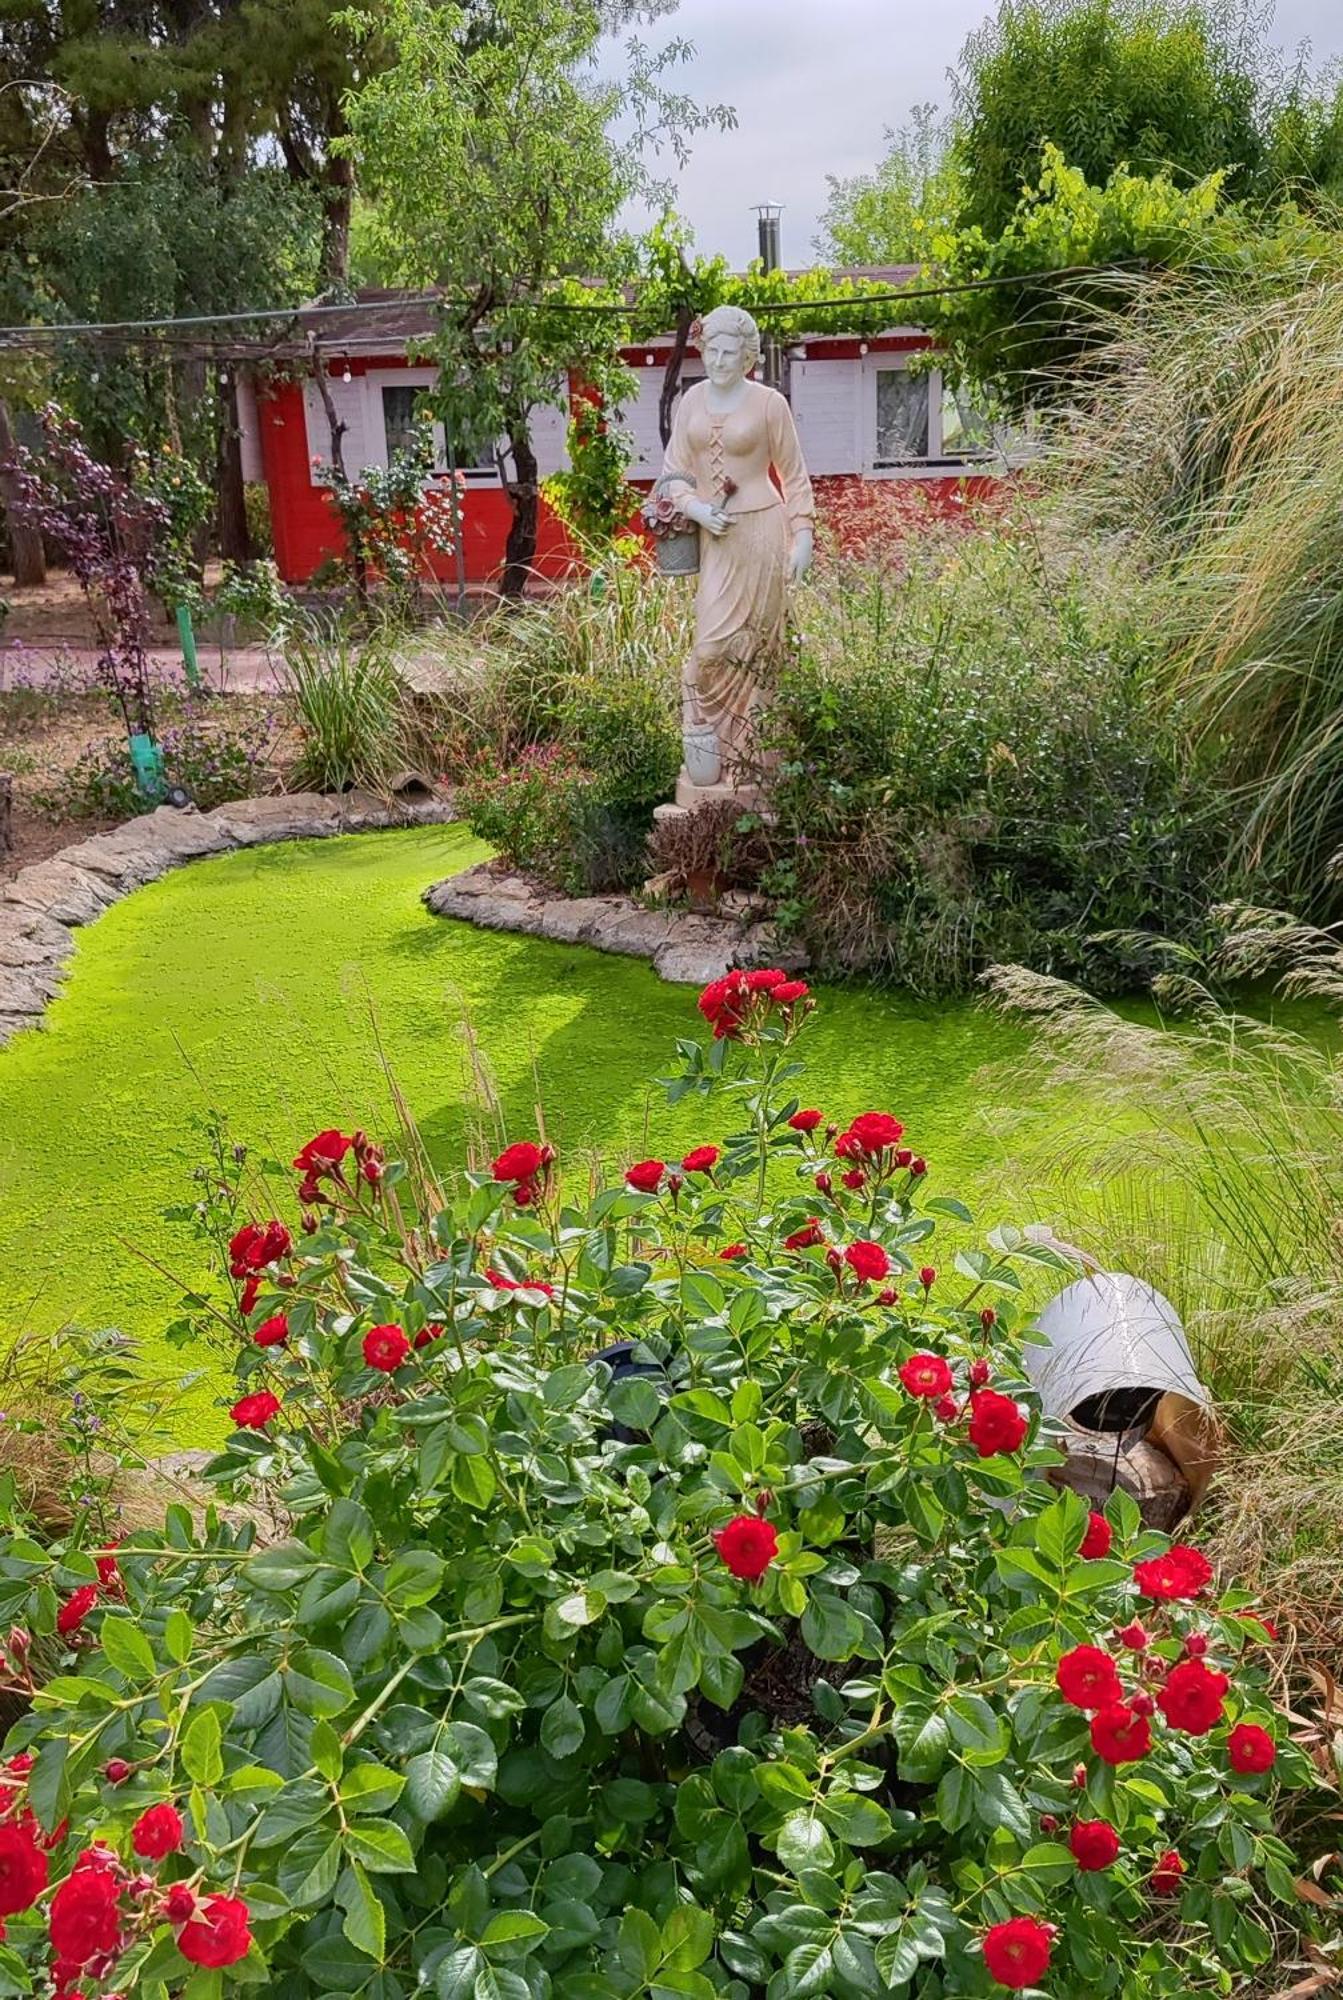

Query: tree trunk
[0,401,46,588]
[216,369,252,565]
[0,772,12,856]
[501,421,539,600]
[659,304,695,448]
[319,148,354,290]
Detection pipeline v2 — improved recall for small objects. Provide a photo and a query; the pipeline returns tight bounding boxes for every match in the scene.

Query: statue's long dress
[661,380,814,792]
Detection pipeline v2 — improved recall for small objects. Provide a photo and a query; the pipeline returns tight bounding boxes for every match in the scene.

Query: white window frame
[363,367,502,486]
[862,355,996,478]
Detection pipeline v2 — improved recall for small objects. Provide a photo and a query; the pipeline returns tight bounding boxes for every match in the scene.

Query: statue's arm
[770,391,815,580]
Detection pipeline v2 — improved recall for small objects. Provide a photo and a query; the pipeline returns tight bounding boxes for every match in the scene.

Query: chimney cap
[751,201,784,218]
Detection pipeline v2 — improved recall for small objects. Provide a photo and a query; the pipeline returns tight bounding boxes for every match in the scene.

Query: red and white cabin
[240,273,1010,588]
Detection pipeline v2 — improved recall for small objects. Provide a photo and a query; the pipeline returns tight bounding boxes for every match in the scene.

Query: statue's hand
[683,496,731,536]
[789,526,815,582]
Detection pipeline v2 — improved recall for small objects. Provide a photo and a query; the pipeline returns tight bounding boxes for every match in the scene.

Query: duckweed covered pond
[0,824,1222,1436]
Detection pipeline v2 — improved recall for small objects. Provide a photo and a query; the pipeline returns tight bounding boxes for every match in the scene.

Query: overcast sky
[616,0,1343,266]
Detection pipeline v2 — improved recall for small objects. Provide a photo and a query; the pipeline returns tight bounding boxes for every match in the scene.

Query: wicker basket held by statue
[644,471,700,576]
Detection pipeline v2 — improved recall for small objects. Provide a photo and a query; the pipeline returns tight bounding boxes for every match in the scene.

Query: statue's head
[698,305,762,388]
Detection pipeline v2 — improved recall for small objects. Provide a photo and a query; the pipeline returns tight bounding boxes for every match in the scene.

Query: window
[380,385,422,461]
[868,362,996,472]
[874,368,930,466]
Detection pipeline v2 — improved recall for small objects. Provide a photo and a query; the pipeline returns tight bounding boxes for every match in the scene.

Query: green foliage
[951,0,1270,240]
[542,401,643,556]
[761,513,1227,995]
[284,617,413,795]
[816,106,964,266]
[925,143,1227,405]
[1053,261,1343,912]
[215,560,299,647]
[0,995,1314,1998]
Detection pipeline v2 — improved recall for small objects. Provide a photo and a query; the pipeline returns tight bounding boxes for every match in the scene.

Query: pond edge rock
[422,861,809,987]
[0,791,457,1047]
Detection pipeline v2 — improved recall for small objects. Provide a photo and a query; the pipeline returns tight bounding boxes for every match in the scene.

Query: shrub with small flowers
[0,982,1311,1997]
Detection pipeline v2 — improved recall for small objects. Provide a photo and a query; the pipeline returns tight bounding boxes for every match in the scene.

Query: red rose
[899,1352,953,1400]
[773,979,810,1004]
[966,1388,1028,1458]
[1157,1658,1229,1735]
[56,1586,97,1637]
[933,1392,960,1423]
[789,1109,822,1132]
[712,1515,779,1582]
[228,1220,291,1276]
[238,1275,261,1317]
[842,1111,904,1157]
[697,971,753,1039]
[163,1883,197,1923]
[491,1141,544,1184]
[297,1174,323,1207]
[719,1244,748,1261]
[1183,1632,1208,1658]
[252,1313,288,1348]
[178,1892,253,1968]
[94,1547,121,1594]
[1069,1819,1120,1871]
[841,1169,866,1191]
[1079,1511,1112,1560]
[982,1916,1053,1989]
[625,1159,665,1194]
[1227,1723,1276,1774]
[968,1357,992,1388]
[844,1239,890,1283]
[0,1823,47,1915]
[681,1146,720,1174]
[834,1132,863,1160]
[1090,1700,1153,1764]
[1151,1848,1185,1896]
[414,1323,446,1350]
[745,968,786,992]
[918,1265,936,1289]
[1133,1544,1213,1602]
[1118,1620,1149,1651]
[784,1219,825,1251]
[362,1324,410,1373]
[1056,1644,1124,1712]
[49,1864,122,1965]
[131,1804,183,1861]
[230,1390,279,1430]
[291,1129,353,1175]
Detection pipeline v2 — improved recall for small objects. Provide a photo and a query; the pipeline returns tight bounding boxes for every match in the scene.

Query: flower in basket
[643,490,693,540]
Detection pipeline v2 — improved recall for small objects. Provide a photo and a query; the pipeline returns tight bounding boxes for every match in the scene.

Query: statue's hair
[698,304,762,374]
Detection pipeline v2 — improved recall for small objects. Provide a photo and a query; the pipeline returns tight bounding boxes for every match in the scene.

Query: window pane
[940,385,992,458]
[875,369,929,465]
[381,385,421,460]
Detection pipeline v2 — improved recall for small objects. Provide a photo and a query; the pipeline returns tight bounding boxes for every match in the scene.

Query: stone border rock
[422,862,808,986]
[0,791,457,1047]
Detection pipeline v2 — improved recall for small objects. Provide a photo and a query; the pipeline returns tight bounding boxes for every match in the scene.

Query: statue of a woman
[660,305,814,806]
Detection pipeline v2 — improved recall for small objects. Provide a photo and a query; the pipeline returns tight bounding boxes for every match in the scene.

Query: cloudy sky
[616,0,1343,266]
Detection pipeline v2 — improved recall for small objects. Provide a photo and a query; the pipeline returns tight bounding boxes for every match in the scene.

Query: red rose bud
[1130,1692,1155,1717]
[754,1488,774,1516]
[933,1392,960,1423]
[719,1244,748,1261]
[301,1211,319,1235]
[163,1884,197,1923]
[919,1266,936,1289]
[1118,1620,1149,1651]
[789,1109,822,1132]
[103,1760,133,1786]
[876,1287,897,1306]
[57,1587,97,1637]
[1072,1763,1088,1788]
[1183,1632,1208,1658]
[825,1247,844,1272]
[841,1169,866,1191]
[1151,1849,1185,1896]
[969,1357,992,1388]
[910,1157,927,1176]
[894,1147,912,1167]
[1038,1813,1059,1833]
[712,1514,779,1582]
[814,1171,833,1194]
[980,1307,997,1330]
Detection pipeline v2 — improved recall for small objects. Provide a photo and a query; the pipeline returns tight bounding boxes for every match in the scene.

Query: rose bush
[0,979,1310,1998]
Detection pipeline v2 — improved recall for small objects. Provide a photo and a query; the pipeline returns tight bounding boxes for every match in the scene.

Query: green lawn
[0,824,1060,1440]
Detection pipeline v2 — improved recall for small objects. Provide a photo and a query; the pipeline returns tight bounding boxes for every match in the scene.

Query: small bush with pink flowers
[0,976,1314,1998]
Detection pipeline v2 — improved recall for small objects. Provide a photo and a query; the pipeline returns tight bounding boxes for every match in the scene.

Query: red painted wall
[258,347,1003,589]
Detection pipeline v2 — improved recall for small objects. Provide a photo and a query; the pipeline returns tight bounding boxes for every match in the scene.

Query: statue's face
[704,331,750,388]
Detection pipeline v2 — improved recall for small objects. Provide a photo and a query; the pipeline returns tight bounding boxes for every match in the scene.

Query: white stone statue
[659,305,814,806]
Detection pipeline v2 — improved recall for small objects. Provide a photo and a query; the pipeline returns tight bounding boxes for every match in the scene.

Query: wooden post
[0,401,46,588]
[0,771,13,856]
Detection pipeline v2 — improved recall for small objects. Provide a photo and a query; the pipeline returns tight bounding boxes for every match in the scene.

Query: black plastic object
[163,785,192,810]
[589,1340,671,1444]
[1070,1386,1163,1435]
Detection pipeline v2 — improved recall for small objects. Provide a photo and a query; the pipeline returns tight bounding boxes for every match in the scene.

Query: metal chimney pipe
[752,203,784,388]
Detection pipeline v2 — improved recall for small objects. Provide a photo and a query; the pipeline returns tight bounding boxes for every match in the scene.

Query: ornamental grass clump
[0,980,1313,1997]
